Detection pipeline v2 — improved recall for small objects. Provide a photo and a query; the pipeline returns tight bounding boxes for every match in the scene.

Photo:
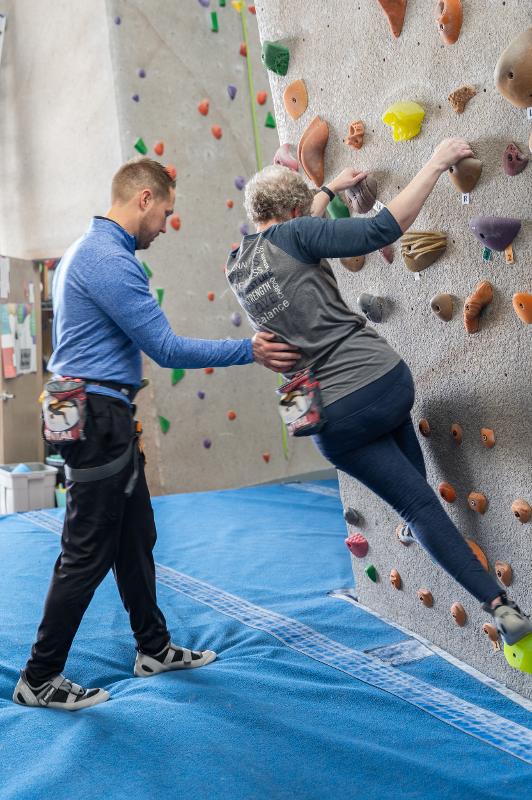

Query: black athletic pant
[25,393,170,684]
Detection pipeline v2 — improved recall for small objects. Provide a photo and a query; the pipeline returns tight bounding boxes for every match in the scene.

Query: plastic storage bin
[0,463,58,513]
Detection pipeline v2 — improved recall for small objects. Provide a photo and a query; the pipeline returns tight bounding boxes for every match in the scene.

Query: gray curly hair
[244,165,314,224]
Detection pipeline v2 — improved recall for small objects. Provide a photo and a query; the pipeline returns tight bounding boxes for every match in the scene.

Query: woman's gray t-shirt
[226,208,403,407]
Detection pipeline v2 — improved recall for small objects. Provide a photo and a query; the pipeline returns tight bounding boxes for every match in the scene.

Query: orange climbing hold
[227,410,237,420]
[256,91,267,105]
[262,452,271,463]
[205,367,214,375]
[239,42,247,57]
[495,561,513,587]
[170,215,181,231]
[480,428,495,448]
[468,491,487,514]
[211,125,223,140]
[165,165,177,180]
[451,423,463,444]
[418,419,431,437]
[417,589,433,608]
[198,99,210,116]
[511,499,531,523]
[154,141,164,156]
[512,293,532,325]
[451,602,467,626]
[248,5,256,13]
[438,482,457,503]
[389,569,402,590]
[377,0,408,38]
[207,292,215,301]
[226,199,234,209]
[283,79,308,121]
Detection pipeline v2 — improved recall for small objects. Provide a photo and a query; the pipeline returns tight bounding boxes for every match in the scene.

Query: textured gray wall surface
[106,0,328,492]
[256,0,532,696]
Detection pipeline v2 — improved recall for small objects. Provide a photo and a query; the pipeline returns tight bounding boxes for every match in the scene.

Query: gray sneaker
[492,601,532,646]
[13,670,109,711]
[134,643,217,677]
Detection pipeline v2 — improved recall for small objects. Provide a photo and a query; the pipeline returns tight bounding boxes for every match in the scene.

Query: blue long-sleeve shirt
[48,217,253,387]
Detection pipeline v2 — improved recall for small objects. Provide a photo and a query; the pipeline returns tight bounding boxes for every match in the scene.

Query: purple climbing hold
[469,216,521,251]
[138,68,146,79]
[502,143,529,176]
[197,391,206,399]
[239,223,249,236]
[203,438,212,449]
[114,16,121,25]
[234,176,246,191]
[198,0,210,6]
[231,312,242,327]
[227,85,237,100]
[132,94,140,103]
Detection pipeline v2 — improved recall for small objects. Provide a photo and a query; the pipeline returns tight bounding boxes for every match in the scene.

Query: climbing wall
[106,0,328,492]
[256,0,532,696]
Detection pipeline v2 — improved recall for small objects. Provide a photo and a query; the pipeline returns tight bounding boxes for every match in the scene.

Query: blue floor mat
[0,481,530,800]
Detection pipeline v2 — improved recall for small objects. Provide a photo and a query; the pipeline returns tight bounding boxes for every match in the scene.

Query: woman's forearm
[386,161,443,232]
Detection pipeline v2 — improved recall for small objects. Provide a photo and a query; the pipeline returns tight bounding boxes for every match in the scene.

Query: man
[13,158,299,711]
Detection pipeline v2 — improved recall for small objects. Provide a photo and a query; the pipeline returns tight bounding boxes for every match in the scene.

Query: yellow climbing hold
[382,101,425,142]
[504,633,532,674]
[231,1,244,11]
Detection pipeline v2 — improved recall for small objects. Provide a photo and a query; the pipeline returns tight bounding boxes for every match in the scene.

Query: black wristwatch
[319,185,335,201]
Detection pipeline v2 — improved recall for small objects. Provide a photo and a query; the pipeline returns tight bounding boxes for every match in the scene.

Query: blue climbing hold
[227,85,237,100]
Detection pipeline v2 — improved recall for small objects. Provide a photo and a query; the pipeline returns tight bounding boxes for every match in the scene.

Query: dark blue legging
[314,360,502,605]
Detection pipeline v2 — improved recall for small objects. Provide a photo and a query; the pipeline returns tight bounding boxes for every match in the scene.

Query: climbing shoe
[488,600,532,673]
[13,670,109,710]
[134,643,217,677]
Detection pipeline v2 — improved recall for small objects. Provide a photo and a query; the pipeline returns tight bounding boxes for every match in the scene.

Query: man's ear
[139,189,152,210]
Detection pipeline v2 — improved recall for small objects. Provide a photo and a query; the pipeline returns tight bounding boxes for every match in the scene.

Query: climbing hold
[482,623,501,652]
[170,215,181,231]
[261,40,290,76]
[226,199,234,209]
[207,292,215,301]
[227,410,237,420]
[469,216,521,251]
[154,141,164,156]
[344,120,365,150]
[365,564,378,582]
[134,138,148,155]
[171,368,185,386]
[340,256,365,273]
[448,86,476,114]
[198,0,210,6]
[264,112,276,129]
[494,28,532,109]
[283,79,308,120]
[463,280,493,334]
[197,391,205,399]
[345,533,369,558]
[417,589,433,608]
[234,176,246,190]
[345,175,378,215]
[155,288,164,306]
[451,423,463,444]
[262,452,270,463]
[495,561,513,587]
[430,293,453,321]
[132,94,140,103]
[435,0,463,45]
[480,428,495,449]
[395,523,415,546]
[377,0,408,38]
[451,603,467,626]
[401,231,447,272]
[389,569,402,590]
[466,538,489,571]
[512,293,532,324]
[256,91,267,106]
[357,293,384,324]
[438,482,457,503]
[511,499,531,523]
[165,165,177,180]
[504,634,532,673]
[343,507,360,526]
[114,16,121,24]
[231,0,243,10]
[138,68,146,79]
[231,312,242,327]
[273,143,299,172]
[203,439,212,449]
[210,11,219,32]
[158,416,170,434]
[142,261,153,279]
[327,195,350,219]
[240,223,249,235]
[211,125,223,139]
[379,245,394,264]
[204,367,214,375]
[239,42,247,57]
[448,157,482,193]
[227,85,237,100]
[382,101,425,142]
[198,99,209,116]
[418,419,431,437]
[502,143,529,176]
[468,491,487,514]
[297,116,329,187]
[248,4,256,13]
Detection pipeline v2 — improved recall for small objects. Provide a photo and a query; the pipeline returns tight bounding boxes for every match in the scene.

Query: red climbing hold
[211,125,223,140]
[207,292,215,301]
[205,367,214,375]
[256,91,267,105]
[227,410,237,420]
[248,5,256,13]
[165,165,177,180]
[170,215,181,231]
[262,452,271,463]
[198,99,209,116]
[226,199,234,208]
[154,141,164,156]
[239,42,247,57]
[345,533,369,558]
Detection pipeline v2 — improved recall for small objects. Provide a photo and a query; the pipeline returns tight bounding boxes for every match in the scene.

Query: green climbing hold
[482,247,492,262]
[211,11,219,32]
[327,195,350,219]
[261,40,290,76]
[155,287,164,306]
[158,416,170,435]
[171,368,185,385]
[134,137,148,155]
[265,111,276,129]
[219,0,226,5]
[365,564,377,582]
[142,261,153,278]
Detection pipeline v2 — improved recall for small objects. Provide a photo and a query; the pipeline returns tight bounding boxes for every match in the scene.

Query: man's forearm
[161,333,253,369]
[386,161,443,232]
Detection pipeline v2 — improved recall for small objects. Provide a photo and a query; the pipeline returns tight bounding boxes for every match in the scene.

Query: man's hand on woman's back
[252,332,300,372]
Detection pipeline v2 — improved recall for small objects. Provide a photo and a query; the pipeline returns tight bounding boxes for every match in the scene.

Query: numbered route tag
[505,244,514,264]
[527,107,532,121]
[461,193,470,205]
[373,200,384,212]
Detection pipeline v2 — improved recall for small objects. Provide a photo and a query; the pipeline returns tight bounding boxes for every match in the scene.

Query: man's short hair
[111,157,176,203]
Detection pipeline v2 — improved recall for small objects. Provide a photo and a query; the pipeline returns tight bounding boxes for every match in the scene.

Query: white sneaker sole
[13,681,109,711]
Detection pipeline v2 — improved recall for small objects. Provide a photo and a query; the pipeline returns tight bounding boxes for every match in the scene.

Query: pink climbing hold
[345,533,369,558]
[273,143,299,172]
[380,245,394,264]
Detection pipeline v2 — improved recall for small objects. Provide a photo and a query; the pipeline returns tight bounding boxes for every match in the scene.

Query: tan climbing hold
[480,428,495,449]
[448,157,482,193]
[340,256,365,272]
[417,589,433,608]
[494,28,532,109]
[466,538,489,571]
[468,491,487,514]
[512,293,532,324]
[448,85,476,114]
[297,116,329,187]
[344,120,365,150]
[451,602,467,626]
[463,280,493,334]
[418,419,431,437]
[438,482,457,503]
[482,622,501,651]
[401,231,447,272]
[495,561,513,587]
[390,569,402,590]
[435,0,463,45]
[283,79,308,121]
[377,0,408,38]
[451,423,463,444]
[511,498,532,523]
[430,293,453,321]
